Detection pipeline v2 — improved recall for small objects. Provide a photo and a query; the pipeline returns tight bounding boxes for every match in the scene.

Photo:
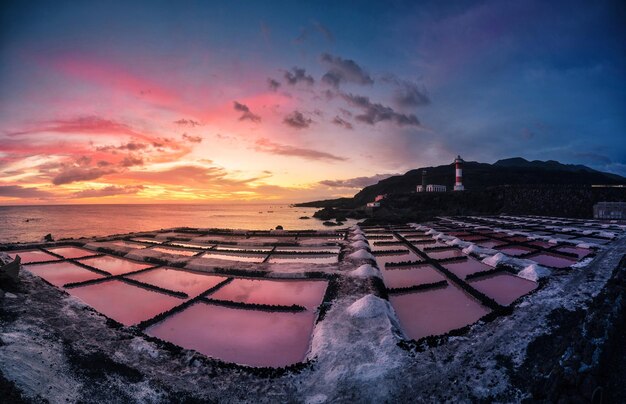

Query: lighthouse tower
[454,155,465,191]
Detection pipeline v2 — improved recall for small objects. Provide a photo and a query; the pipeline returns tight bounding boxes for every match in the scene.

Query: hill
[298,157,626,208]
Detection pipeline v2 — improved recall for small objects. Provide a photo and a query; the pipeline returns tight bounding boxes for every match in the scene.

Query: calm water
[0,204,351,243]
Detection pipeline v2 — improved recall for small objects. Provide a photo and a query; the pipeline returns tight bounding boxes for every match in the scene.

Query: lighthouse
[454,155,465,191]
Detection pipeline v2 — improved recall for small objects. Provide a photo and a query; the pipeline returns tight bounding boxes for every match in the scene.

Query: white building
[366,202,381,208]
[416,184,447,192]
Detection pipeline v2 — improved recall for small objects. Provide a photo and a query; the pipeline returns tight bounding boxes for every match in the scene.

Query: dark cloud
[339,108,353,117]
[233,101,262,122]
[120,155,144,167]
[7,116,146,139]
[52,167,115,185]
[255,138,347,162]
[173,118,201,127]
[268,78,281,91]
[75,156,92,167]
[382,75,430,108]
[96,142,148,152]
[284,67,314,86]
[0,185,54,199]
[341,93,420,126]
[182,133,203,143]
[72,185,144,199]
[320,173,400,188]
[332,116,353,130]
[283,111,313,129]
[320,53,374,88]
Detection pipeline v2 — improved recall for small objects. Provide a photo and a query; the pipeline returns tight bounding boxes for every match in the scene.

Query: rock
[299,216,310,220]
[275,225,284,230]
[43,233,54,242]
[323,221,341,227]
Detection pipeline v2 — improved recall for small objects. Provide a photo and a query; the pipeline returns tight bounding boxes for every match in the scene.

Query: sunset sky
[1,0,624,204]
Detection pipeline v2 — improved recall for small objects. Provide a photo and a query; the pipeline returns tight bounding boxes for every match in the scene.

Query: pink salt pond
[468,273,537,306]
[427,249,465,260]
[146,303,316,367]
[375,252,422,269]
[208,278,327,310]
[476,240,506,249]
[150,247,201,257]
[125,268,228,297]
[390,286,491,340]
[495,245,537,257]
[382,264,447,289]
[25,262,104,287]
[46,246,96,259]
[555,246,593,259]
[443,258,493,279]
[202,251,266,263]
[77,255,153,275]
[8,249,58,264]
[67,279,183,326]
[526,252,577,269]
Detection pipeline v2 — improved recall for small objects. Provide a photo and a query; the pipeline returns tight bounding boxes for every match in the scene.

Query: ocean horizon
[0,203,354,243]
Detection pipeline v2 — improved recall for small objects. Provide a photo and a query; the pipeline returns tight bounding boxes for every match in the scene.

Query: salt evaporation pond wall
[8,249,58,264]
[208,278,327,310]
[78,255,153,275]
[46,246,96,259]
[67,280,183,326]
[125,268,228,297]
[381,264,447,289]
[443,258,494,279]
[526,252,576,269]
[146,303,316,367]
[25,262,104,287]
[468,273,537,306]
[390,286,491,340]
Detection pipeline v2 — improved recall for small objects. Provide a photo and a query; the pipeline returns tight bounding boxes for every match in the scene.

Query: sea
[0,204,355,244]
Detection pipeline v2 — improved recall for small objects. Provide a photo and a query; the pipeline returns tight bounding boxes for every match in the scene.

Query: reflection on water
[146,303,316,367]
[78,255,152,275]
[67,279,183,326]
[25,262,103,287]
[390,285,491,340]
[382,264,446,289]
[8,249,58,264]
[443,258,493,279]
[126,268,228,297]
[208,278,327,310]
[0,204,356,243]
[526,252,576,268]
[47,246,97,259]
[468,273,537,306]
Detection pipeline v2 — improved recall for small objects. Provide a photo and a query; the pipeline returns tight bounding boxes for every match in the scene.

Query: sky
[0,0,624,204]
